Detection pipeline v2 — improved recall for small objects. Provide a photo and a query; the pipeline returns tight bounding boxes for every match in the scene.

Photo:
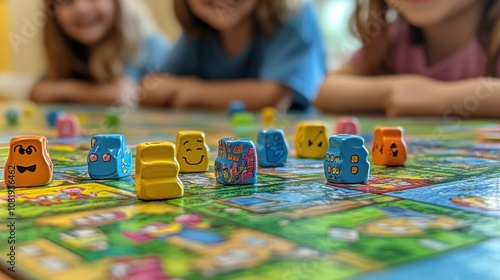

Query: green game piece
[103,108,120,132]
[6,108,19,127]
[231,112,258,140]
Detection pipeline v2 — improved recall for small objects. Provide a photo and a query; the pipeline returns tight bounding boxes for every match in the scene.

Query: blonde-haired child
[315,0,500,118]
[141,0,326,111]
[31,0,170,105]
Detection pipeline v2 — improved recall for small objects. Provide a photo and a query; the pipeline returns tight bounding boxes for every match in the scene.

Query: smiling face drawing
[176,131,210,173]
[5,136,53,188]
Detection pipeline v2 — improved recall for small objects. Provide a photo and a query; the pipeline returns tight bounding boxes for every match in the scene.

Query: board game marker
[295,122,328,159]
[214,137,258,185]
[261,107,277,127]
[103,108,120,132]
[4,136,53,188]
[87,134,132,179]
[56,114,81,138]
[257,129,288,167]
[136,141,184,200]
[176,131,210,173]
[46,110,65,127]
[228,100,246,116]
[231,112,257,139]
[6,107,19,127]
[23,101,37,117]
[324,134,370,184]
[372,127,407,166]
[336,117,360,135]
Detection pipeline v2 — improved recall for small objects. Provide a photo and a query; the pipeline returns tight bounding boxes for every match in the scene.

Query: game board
[0,105,499,280]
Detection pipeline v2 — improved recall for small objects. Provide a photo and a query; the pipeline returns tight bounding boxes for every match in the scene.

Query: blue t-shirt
[125,33,171,81]
[161,2,326,109]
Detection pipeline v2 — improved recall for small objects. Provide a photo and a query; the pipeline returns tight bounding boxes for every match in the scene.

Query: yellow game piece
[295,122,328,159]
[4,136,53,188]
[135,142,184,200]
[176,131,210,173]
[261,107,276,126]
[23,101,37,117]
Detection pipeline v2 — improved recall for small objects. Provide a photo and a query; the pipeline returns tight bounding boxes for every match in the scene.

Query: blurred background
[0,0,358,100]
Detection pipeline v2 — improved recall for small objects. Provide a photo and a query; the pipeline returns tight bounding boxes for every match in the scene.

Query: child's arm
[141,75,293,111]
[314,63,393,114]
[30,78,136,105]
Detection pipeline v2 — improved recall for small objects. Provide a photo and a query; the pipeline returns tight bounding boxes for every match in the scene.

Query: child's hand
[140,74,179,106]
[171,77,203,108]
[386,75,446,117]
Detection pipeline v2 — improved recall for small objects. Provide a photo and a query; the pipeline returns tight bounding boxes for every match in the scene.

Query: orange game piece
[4,136,53,188]
[371,127,407,166]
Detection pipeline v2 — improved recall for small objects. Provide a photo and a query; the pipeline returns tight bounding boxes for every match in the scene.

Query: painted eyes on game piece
[89,153,111,162]
[14,145,37,155]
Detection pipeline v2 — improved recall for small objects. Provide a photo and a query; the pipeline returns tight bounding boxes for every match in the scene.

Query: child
[141,0,326,111]
[315,0,500,118]
[31,0,170,105]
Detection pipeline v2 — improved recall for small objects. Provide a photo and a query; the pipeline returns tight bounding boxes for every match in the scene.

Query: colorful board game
[1,105,499,280]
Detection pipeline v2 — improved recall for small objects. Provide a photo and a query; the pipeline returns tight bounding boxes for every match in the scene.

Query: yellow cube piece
[135,142,184,200]
[261,107,276,126]
[295,122,328,159]
[176,131,210,173]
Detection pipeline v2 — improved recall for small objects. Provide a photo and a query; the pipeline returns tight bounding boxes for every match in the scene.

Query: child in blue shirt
[31,0,170,105]
[141,0,326,111]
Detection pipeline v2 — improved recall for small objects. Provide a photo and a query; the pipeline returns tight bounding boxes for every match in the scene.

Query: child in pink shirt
[316,0,500,118]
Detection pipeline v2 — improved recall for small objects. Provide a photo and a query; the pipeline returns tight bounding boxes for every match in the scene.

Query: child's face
[187,0,258,31]
[388,0,480,28]
[55,0,116,45]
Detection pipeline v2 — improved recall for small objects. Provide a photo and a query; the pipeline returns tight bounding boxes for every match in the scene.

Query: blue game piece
[228,100,246,116]
[257,129,288,167]
[6,108,19,127]
[46,110,65,127]
[214,137,258,185]
[87,134,132,180]
[324,134,370,184]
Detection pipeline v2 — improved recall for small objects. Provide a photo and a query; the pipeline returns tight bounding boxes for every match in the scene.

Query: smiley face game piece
[87,134,132,180]
[214,137,258,185]
[295,122,328,159]
[257,129,288,167]
[4,136,53,188]
[324,135,370,184]
[176,131,210,173]
[136,141,184,200]
[372,127,407,166]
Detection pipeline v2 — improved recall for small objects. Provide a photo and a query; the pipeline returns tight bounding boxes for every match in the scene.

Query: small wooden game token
[372,127,407,166]
[228,100,246,117]
[87,134,132,179]
[23,101,37,117]
[336,117,360,135]
[4,136,53,188]
[176,131,210,173]
[56,114,81,138]
[46,110,65,127]
[136,141,184,200]
[103,108,120,132]
[261,107,276,126]
[214,137,258,185]
[295,122,328,159]
[257,129,288,167]
[324,134,370,184]
[6,108,19,127]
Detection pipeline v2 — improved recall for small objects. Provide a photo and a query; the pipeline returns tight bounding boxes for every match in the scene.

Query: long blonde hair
[352,0,500,76]
[44,0,158,82]
[174,0,301,38]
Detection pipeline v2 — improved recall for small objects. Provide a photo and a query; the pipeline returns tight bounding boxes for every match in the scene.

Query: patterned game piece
[324,134,370,184]
[336,117,360,135]
[87,134,132,179]
[228,100,246,116]
[257,129,288,167]
[295,122,328,159]
[136,141,184,200]
[4,136,53,188]
[214,137,258,185]
[46,110,65,127]
[372,127,407,166]
[103,108,120,132]
[56,114,81,138]
[6,108,19,127]
[176,131,210,173]
[261,107,277,126]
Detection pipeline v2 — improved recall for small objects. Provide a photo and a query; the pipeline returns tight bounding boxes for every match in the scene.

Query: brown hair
[44,0,157,82]
[351,0,500,76]
[173,0,300,38]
